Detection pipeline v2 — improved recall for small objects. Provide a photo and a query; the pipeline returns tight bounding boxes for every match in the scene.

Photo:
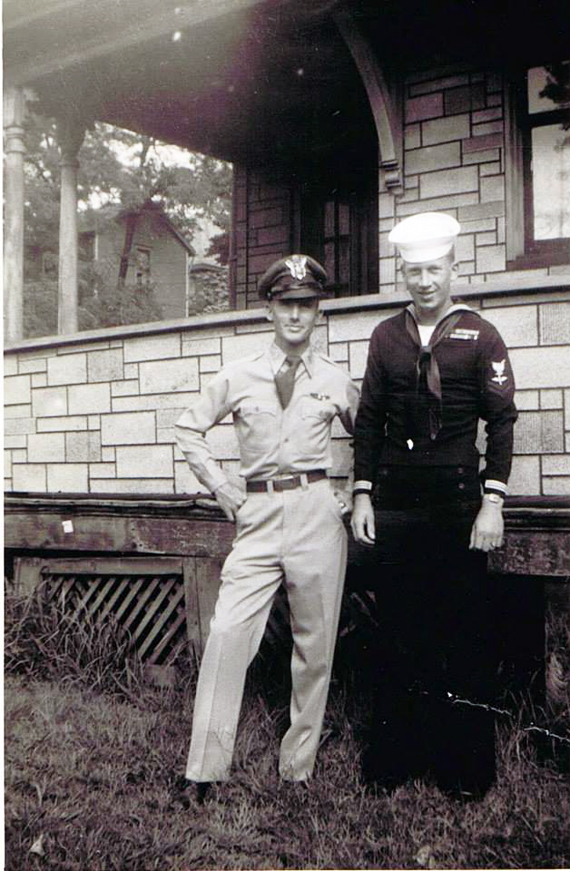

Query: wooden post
[56,113,85,335]
[3,87,26,343]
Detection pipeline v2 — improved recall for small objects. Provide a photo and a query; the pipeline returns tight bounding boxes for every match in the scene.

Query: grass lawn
[4,666,570,870]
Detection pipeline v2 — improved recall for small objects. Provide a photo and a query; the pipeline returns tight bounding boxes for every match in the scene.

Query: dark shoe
[196,782,212,805]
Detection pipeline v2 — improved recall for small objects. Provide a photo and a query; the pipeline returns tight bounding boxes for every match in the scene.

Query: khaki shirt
[175,342,359,493]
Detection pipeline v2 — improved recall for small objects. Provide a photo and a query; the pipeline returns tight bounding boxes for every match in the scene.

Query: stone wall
[4,285,570,498]
[231,66,567,305]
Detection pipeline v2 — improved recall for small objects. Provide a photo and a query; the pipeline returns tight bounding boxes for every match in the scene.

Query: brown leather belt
[246,470,327,493]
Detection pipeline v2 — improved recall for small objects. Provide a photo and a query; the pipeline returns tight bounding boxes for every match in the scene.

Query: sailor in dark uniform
[351,212,518,799]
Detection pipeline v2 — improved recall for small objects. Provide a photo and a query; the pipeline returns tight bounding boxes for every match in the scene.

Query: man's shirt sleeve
[175,370,233,494]
[339,376,360,435]
[353,328,387,486]
[479,324,518,492]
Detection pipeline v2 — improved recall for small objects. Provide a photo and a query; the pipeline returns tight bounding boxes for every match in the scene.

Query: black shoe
[196,782,212,805]
[170,776,192,810]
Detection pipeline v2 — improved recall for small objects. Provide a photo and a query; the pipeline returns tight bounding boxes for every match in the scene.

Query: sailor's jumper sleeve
[175,370,232,494]
[478,323,517,492]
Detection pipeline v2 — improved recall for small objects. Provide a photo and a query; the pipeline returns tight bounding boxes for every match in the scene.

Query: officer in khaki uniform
[175,254,359,798]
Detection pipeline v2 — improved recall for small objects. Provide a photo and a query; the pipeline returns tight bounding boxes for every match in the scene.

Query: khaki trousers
[186,478,347,782]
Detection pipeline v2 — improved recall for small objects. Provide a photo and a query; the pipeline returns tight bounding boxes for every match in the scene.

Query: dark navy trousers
[365,465,496,797]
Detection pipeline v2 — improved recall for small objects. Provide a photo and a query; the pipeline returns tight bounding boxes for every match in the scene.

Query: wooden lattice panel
[39,558,188,667]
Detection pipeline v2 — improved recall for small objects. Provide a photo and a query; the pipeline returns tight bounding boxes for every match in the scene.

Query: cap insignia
[285,255,308,281]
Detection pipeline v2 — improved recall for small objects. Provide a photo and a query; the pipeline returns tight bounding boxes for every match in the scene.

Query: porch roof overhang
[4,0,570,167]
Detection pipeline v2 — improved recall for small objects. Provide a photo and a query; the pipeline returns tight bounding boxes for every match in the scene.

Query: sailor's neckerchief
[404,303,475,442]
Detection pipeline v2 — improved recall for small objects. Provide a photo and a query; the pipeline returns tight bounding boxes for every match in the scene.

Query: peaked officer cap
[389,212,461,263]
[258,254,328,300]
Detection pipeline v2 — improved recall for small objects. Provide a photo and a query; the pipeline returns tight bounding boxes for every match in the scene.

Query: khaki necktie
[275,355,301,409]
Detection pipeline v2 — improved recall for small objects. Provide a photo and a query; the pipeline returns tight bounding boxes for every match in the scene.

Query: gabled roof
[79,201,195,255]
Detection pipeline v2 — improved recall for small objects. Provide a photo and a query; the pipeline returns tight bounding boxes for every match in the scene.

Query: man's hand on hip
[214,481,247,522]
[469,499,504,552]
[351,493,376,546]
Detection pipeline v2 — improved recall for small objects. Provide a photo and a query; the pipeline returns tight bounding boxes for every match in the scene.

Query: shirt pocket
[299,395,335,422]
[238,401,279,450]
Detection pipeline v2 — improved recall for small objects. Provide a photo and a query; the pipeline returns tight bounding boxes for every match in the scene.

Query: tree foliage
[24,111,232,249]
[21,111,232,335]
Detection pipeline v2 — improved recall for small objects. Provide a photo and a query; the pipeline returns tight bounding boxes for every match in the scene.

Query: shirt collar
[405,301,473,328]
[269,342,314,377]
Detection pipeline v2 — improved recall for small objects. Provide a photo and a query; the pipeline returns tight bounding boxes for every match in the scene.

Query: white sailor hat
[388,212,461,263]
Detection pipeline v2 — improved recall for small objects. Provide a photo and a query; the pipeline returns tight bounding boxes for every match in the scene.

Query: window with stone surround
[506,62,570,268]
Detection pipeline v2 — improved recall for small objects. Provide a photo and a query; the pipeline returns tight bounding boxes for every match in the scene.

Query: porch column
[3,87,26,342]
[56,114,85,334]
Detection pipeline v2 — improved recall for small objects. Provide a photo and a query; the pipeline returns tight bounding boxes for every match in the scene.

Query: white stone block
[123,333,181,362]
[89,463,117,479]
[181,336,221,356]
[174,461,209,494]
[542,455,570,475]
[5,404,32,418]
[5,417,36,436]
[157,408,187,427]
[3,356,18,376]
[510,347,570,389]
[507,455,540,495]
[47,354,87,385]
[116,445,174,478]
[18,357,47,374]
[31,373,48,387]
[32,386,68,418]
[515,391,539,411]
[28,432,66,463]
[157,426,176,444]
[481,305,538,348]
[37,415,88,432]
[101,446,116,461]
[476,244,506,273]
[329,342,349,363]
[540,302,570,345]
[124,363,139,378]
[13,464,47,492]
[4,435,27,448]
[328,310,384,343]
[68,383,111,414]
[422,113,470,145]
[111,392,198,412]
[47,464,88,492]
[4,375,31,405]
[349,341,372,380]
[111,380,139,397]
[139,357,199,395]
[87,348,124,382]
[88,415,101,430]
[4,451,12,477]
[66,431,101,462]
[90,478,174,494]
[420,166,478,199]
[199,355,222,373]
[540,389,562,410]
[543,477,570,496]
[11,450,28,463]
[101,411,157,445]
